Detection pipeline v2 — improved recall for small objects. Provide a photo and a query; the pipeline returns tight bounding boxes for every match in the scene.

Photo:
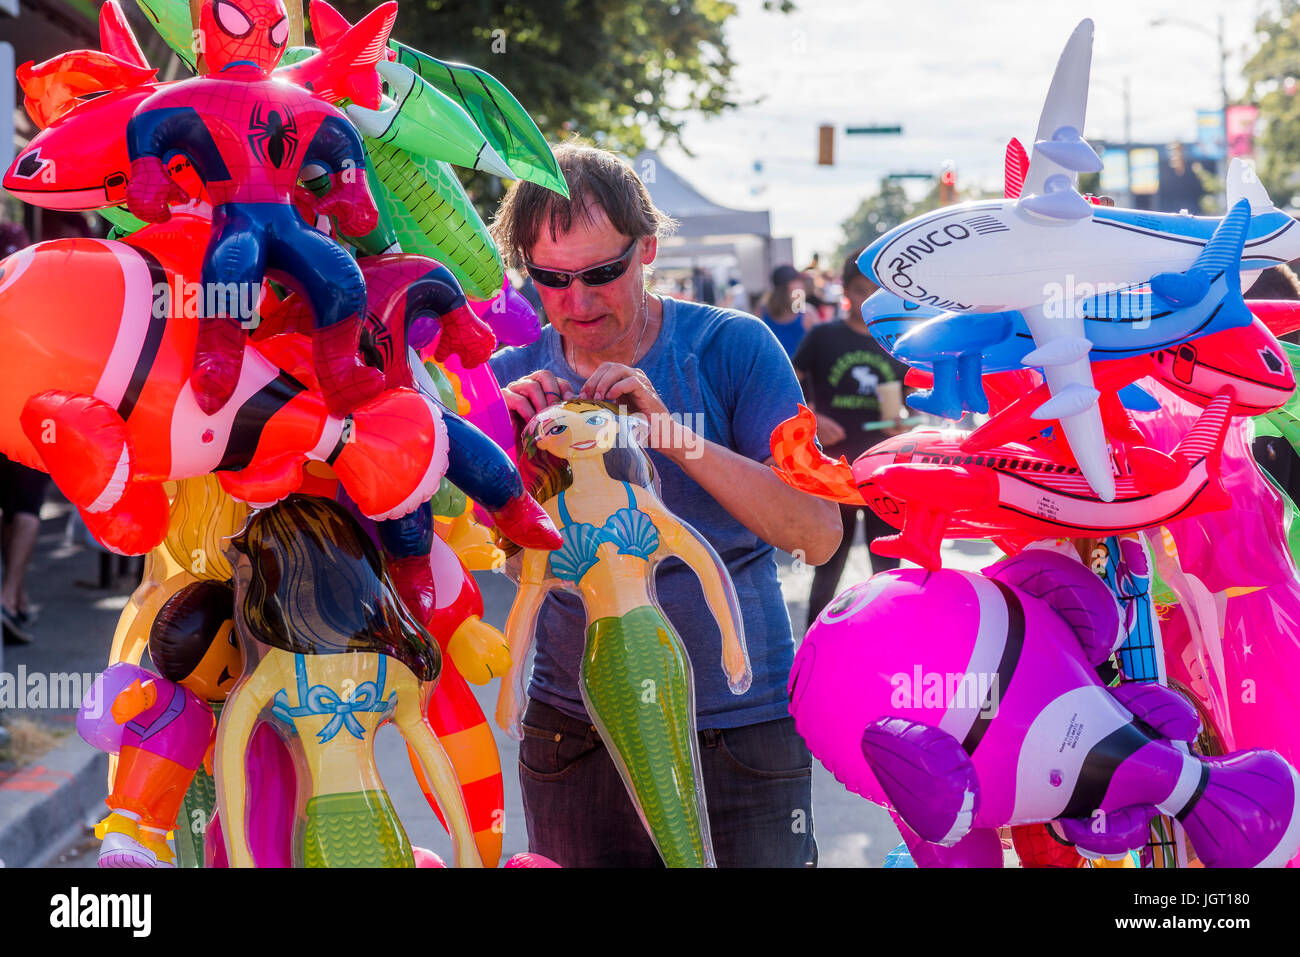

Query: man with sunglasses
[489,144,842,868]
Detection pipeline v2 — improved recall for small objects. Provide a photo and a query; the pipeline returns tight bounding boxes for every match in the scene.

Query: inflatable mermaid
[498,400,750,867]
[214,495,481,868]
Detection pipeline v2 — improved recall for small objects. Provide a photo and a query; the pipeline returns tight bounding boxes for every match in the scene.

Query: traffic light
[818,124,834,166]
[939,162,957,206]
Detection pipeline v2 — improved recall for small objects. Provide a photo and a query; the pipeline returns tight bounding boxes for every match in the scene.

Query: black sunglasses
[524,238,638,289]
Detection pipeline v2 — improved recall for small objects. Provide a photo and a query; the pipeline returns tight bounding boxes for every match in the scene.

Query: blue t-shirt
[761,309,808,357]
[490,297,805,730]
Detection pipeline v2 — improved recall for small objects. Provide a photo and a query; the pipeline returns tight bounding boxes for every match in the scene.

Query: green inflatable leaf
[369,140,503,299]
[390,41,568,198]
[130,0,198,71]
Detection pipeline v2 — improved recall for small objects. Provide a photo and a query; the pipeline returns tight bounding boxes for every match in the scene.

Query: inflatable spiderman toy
[125,0,381,416]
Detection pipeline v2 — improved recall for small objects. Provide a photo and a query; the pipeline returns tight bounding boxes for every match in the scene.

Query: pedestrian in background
[792,247,909,631]
[760,264,814,357]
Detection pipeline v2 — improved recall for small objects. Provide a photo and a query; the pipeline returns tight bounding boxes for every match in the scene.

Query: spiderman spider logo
[247,102,299,168]
[362,312,395,369]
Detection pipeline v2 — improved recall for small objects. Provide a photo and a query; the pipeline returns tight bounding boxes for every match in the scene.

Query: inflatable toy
[789,548,1300,867]
[1138,385,1300,793]
[471,277,543,348]
[215,495,482,867]
[79,580,240,867]
[770,398,1232,570]
[861,198,1254,420]
[855,17,1300,500]
[123,0,388,416]
[500,400,750,867]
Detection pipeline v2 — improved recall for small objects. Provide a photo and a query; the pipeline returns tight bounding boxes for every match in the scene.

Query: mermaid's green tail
[176,766,217,868]
[300,790,414,868]
[581,605,713,867]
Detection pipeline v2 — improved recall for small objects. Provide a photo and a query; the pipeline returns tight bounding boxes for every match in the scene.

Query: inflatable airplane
[864,198,1255,419]
[857,18,1300,502]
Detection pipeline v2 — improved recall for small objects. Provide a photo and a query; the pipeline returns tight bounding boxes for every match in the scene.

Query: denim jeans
[518,698,817,867]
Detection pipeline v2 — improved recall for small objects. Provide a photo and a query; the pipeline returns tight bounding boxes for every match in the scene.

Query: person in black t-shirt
[792,248,909,631]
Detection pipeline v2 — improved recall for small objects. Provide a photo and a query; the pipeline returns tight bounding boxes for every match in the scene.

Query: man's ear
[640,235,657,265]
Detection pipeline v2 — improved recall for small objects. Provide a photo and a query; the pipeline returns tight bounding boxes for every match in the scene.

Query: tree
[834,177,942,265]
[1243,0,1300,205]
[335,0,793,154]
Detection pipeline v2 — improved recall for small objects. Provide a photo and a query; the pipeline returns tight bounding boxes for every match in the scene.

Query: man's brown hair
[491,143,676,268]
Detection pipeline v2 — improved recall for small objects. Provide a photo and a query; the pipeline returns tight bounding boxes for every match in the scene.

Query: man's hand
[815,411,846,447]
[580,363,673,441]
[501,370,575,427]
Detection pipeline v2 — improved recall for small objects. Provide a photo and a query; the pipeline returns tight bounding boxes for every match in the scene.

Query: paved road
[12,500,1000,868]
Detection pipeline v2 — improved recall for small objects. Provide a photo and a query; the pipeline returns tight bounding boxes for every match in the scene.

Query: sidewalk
[0,499,139,866]
[0,498,999,868]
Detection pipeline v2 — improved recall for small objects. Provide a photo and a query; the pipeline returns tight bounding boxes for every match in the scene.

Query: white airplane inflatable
[857,18,1300,501]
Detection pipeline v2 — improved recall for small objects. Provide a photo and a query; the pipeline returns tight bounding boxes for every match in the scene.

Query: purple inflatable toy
[789,549,1300,867]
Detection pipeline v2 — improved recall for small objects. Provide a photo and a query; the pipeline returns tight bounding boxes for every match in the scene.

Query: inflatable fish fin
[861,716,979,846]
[1058,805,1157,857]
[216,452,307,507]
[1110,683,1201,742]
[321,390,450,522]
[99,0,151,70]
[985,549,1121,665]
[1163,751,1300,868]
[1150,198,1250,308]
[769,405,865,505]
[1004,138,1029,199]
[17,391,165,554]
[277,1,397,109]
[1226,157,1275,213]
[20,390,133,511]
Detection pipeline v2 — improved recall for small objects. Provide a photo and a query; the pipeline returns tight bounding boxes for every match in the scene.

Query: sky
[658,0,1272,265]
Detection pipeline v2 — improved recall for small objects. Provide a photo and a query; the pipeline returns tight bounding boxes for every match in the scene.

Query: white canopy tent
[635,150,792,307]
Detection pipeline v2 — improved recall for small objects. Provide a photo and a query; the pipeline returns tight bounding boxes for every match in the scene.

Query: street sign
[846,125,903,135]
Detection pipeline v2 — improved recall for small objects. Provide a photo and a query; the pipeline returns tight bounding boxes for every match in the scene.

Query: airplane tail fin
[1172,389,1233,469]
[1226,157,1276,213]
[1004,138,1029,199]
[1150,198,1250,308]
